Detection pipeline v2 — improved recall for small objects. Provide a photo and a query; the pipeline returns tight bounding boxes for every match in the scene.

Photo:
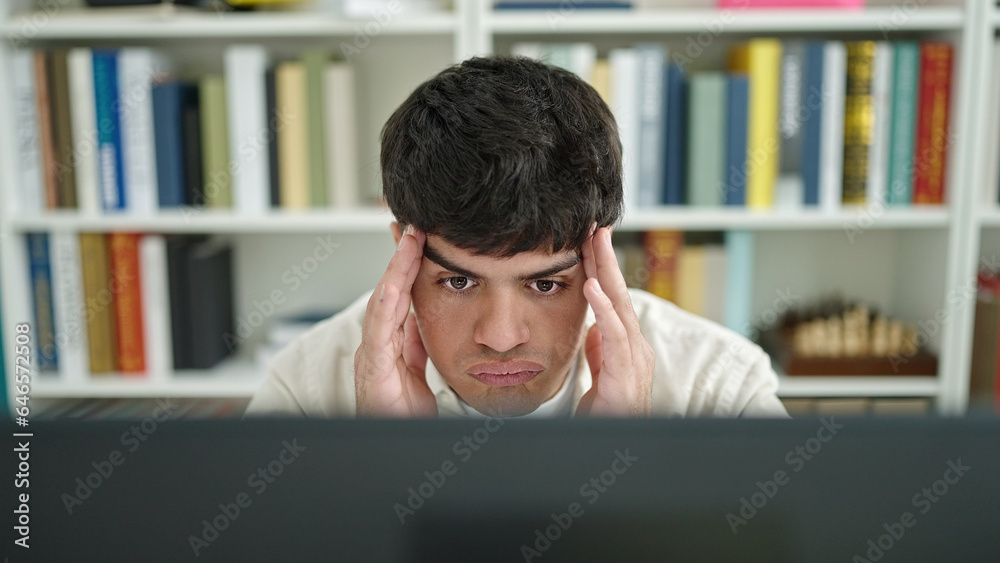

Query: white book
[635,44,666,208]
[11,50,44,215]
[324,61,360,208]
[567,43,597,83]
[140,234,173,382]
[867,42,894,208]
[610,48,640,212]
[511,43,545,60]
[67,47,101,216]
[225,44,271,215]
[986,40,1000,206]
[819,41,846,213]
[49,231,89,383]
[118,48,171,215]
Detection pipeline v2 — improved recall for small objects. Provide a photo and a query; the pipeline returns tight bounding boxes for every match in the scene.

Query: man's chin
[463,394,541,418]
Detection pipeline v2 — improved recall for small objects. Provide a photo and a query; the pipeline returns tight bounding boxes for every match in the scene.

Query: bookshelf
[0,0,994,413]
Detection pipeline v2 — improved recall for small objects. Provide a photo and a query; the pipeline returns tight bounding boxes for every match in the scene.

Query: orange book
[34,51,59,209]
[643,231,683,302]
[110,233,146,374]
[912,42,953,205]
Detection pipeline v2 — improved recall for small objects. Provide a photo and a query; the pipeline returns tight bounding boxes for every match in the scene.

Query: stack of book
[514,39,953,210]
[26,232,235,380]
[11,45,359,216]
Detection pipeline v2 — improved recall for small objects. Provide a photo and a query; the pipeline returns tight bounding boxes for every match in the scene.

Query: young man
[245,56,787,419]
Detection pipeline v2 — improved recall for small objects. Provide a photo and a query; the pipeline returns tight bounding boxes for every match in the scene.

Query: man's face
[410,234,590,417]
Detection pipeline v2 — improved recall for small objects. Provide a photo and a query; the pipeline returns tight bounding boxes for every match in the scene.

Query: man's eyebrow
[422,244,581,280]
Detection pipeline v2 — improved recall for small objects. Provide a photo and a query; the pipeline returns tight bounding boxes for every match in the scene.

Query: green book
[199,75,231,208]
[686,72,728,206]
[887,41,919,205]
[302,50,329,208]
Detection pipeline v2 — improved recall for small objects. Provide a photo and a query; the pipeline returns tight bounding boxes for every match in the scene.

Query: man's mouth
[467,361,544,387]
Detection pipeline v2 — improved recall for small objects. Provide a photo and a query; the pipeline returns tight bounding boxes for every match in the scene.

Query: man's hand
[354,225,438,418]
[576,226,655,417]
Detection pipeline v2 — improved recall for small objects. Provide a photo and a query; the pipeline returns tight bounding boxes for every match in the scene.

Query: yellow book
[728,39,782,209]
[675,245,706,316]
[79,233,118,374]
[843,41,875,205]
[590,59,612,107]
[276,61,310,209]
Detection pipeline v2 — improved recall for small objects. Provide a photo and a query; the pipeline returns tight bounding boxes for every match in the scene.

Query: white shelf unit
[0,0,992,409]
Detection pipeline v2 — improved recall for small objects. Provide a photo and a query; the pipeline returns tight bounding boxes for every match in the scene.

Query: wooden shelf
[487,7,963,34]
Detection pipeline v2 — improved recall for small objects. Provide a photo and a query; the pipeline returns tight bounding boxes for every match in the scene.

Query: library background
[1,0,999,419]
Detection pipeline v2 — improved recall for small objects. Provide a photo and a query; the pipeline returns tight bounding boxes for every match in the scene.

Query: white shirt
[244,288,789,418]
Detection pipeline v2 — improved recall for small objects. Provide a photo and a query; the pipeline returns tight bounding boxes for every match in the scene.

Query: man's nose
[473,291,530,353]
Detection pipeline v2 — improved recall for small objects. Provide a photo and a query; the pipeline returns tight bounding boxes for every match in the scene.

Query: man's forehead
[422,237,581,279]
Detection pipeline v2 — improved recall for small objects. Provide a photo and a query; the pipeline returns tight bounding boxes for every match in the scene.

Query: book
[663,64,687,205]
[167,237,235,370]
[34,51,59,210]
[887,41,919,205]
[686,72,727,207]
[610,47,640,211]
[635,44,667,208]
[152,81,199,208]
[867,42,894,208]
[275,61,310,209]
[303,49,330,208]
[79,233,118,374]
[676,244,706,316]
[11,50,45,215]
[50,230,90,383]
[265,68,281,208]
[109,233,146,374]
[26,233,58,371]
[842,41,876,205]
[702,244,728,325]
[225,44,271,215]
[119,48,171,215]
[718,0,865,7]
[779,41,806,189]
[67,47,101,215]
[800,42,824,207]
[590,58,612,106]
[199,75,231,208]
[726,74,749,206]
[166,235,201,370]
[970,294,999,413]
[912,42,953,205]
[724,230,754,338]
[323,61,360,208]
[140,235,173,381]
[93,50,127,212]
[819,41,847,212]
[181,89,204,207]
[49,50,78,209]
[643,231,683,302]
[728,39,782,209]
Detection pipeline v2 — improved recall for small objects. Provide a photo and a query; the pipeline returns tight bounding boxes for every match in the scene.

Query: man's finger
[402,312,427,376]
[395,229,426,321]
[592,227,642,339]
[583,278,631,382]
[369,225,423,318]
[582,223,598,280]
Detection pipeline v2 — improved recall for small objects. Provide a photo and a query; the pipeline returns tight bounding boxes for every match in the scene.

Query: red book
[34,51,58,210]
[912,42,953,205]
[643,231,683,303]
[110,233,146,375]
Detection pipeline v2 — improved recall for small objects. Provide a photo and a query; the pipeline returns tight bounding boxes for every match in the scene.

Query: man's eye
[530,280,562,295]
[444,277,473,291]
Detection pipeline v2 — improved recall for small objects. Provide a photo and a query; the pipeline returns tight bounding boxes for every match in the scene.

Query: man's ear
[390,222,402,247]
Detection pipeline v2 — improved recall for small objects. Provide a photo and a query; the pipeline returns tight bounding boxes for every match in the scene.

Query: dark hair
[380,55,623,257]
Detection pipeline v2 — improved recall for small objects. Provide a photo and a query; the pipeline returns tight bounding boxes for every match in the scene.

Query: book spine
[912,42,953,205]
[109,233,146,374]
[687,72,727,206]
[49,50,78,209]
[675,245,706,316]
[34,52,59,210]
[276,62,310,209]
[50,231,89,383]
[181,90,203,207]
[724,230,755,337]
[643,230,683,302]
[730,39,782,209]
[589,58,612,107]
[610,48,640,212]
[26,233,58,371]
[635,44,666,208]
[79,233,118,374]
[67,47,100,215]
[867,42,894,207]
[779,41,806,178]
[92,50,126,211]
[140,235,173,381]
[842,41,876,205]
[801,42,825,206]
[663,63,687,205]
[199,75,232,208]
[152,83,186,208]
[265,69,281,209]
[119,48,167,215]
[225,44,271,215]
[887,42,919,205]
[726,75,749,206]
[820,41,846,212]
[324,62,360,208]
[303,49,329,208]
[11,50,45,215]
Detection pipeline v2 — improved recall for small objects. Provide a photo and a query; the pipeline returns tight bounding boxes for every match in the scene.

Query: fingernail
[398,225,413,251]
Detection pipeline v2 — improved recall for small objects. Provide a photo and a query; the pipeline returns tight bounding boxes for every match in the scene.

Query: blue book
[153,82,198,208]
[662,63,687,205]
[93,50,126,211]
[726,75,749,206]
[801,42,825,207]
[635,44,666,208]
[723,230,754,338]
[26,233,58,371]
